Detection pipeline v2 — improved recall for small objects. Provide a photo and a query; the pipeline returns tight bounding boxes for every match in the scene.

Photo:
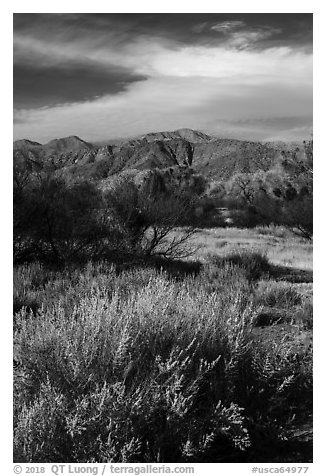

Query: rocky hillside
[13,128,305,183]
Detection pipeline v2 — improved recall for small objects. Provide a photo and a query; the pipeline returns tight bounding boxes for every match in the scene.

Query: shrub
[254,225,290,239]
[253,280,310,327]
[14,263,312,462]
[209,250,270,281]
[14,172,199,264]
[14,175,122,264]
[292,300,313,331]
[14,381,70,463]
[218,142,313,239]
[105,177,198,259]
[14,269,256,462]
[254,281,302,308]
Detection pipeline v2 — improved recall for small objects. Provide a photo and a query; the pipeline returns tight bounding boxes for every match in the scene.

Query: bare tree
[105,177,198,259]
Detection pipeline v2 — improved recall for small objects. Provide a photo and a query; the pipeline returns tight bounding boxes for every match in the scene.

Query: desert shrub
[13,262,161,328]
[14,380,70,463]
[218,142,313,239]
[147,256,202,279]
[253,280,305,326]
[14,170,200,264]
[254,225,290,239]
[14,175,124,264]
[209,250,270,281]
[105,177,198,258]
[14,269,256,462]
[14,263,312,462]
[14,377,250,463]
[254,281,302,308]
[14,273,255,396]
[262,142,313,240]
[292,300,313,331]
[237,335,313,457]
[279,196,313,241]
[200,260,252,298]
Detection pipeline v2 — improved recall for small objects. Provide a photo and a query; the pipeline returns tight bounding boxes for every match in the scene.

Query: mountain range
[13,128,305,184]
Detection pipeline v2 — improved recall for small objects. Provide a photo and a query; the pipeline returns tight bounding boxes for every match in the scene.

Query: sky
[13,13,313,143]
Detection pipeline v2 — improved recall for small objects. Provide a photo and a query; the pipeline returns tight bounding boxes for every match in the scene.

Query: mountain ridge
[13,128,307,182]
[13,128,306,150]
[13,128,216,148]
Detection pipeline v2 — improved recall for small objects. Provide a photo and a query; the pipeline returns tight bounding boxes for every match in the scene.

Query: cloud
[137,45,312,82]
[13,15,312,143]
[14,62,146,109]
[220,116,313,142]
[210,20,283,50]
[13,69,312,143]
[192,22,210,34]
[227,29,281,49]
[14,30,312,82]
[211,21,246,33]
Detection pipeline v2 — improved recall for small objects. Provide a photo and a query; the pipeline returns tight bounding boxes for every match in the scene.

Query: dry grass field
[189,225,312,270]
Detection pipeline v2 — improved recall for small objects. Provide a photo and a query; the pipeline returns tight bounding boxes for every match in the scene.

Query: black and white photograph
[12,7,313,468]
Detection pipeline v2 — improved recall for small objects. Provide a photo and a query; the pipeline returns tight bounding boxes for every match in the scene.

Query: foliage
[272,140,313,239]
[216,141,313,238]
[202,141,313,237]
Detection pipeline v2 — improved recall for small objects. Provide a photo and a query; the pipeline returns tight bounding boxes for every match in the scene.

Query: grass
[188,226,313,272]
[13,226,313,463]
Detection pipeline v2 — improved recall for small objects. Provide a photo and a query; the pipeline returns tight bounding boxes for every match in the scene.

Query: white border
[3,2,323,474]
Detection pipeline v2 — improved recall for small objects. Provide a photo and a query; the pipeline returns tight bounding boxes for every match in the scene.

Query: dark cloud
[14,13,312,50]
[13,63,146,109]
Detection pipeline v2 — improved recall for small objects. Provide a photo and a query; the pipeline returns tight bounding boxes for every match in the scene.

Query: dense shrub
[292,300,313,331]
[14,261,312,462]
[209,250,271,281]
[105,177,198,258]
[14,173,199,264]
[252,280,305,327]
[14,175,122,264]
[204,142,313,238]
[254,281,302,308]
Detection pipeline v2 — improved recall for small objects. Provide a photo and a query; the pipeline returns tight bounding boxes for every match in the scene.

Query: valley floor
[190,225,313,271]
